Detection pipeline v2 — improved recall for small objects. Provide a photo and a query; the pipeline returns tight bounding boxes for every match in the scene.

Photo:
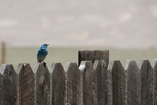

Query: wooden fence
[0,50,157,105]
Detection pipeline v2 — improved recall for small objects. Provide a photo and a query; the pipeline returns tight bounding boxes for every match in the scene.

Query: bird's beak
[47,44,49,46]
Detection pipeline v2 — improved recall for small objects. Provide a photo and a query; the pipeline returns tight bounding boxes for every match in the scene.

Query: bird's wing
[37,49,48,62]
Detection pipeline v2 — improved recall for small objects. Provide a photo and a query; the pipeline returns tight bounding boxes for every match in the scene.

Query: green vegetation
[0,47,157,69]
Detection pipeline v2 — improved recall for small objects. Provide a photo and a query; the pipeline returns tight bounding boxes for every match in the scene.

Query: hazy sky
[0,0,157,48]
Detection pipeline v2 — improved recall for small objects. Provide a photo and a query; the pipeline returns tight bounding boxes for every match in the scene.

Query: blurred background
[0,0,157,69]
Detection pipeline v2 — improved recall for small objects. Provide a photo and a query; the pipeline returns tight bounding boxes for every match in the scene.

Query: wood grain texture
[125,60,140,105]
[139,60,153,105]
[49,63,65,105]
[79,62,85,105]
[34,63,50,105]
[79,61,94,105]
[65,62,80,105]
[107,61,113,105]
[0,64,17,105]
[152,59,157,105]
[107,60,126,105]
[16,63,35,105]
[93,60,107,105]
[78,50,109,66]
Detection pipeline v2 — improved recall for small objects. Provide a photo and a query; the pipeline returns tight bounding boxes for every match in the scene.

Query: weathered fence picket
[107,60,126,105]
[125,60,140,105]
[139,60,153,105]
[93,60,107,105]
[0,64,17,105]
[50,63,65,105]
[79,61,94,105]
[16,63,35,105]
[34,63,50,105]
[65,62,80,105]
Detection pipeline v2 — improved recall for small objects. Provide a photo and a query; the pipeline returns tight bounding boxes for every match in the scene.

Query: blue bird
[37,44,49,64]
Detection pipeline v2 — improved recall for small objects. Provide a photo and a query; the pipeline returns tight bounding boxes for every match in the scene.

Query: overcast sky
[0,0,157,48]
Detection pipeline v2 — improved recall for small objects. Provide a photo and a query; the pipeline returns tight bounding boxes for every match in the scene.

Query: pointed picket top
[16,63,35,105]
[0,64,17,81]
[125,60,137,70]
[49,63,64,74]
[107,60,124,75]
[34,63,50,74]
[0,64,15,75]
[79,61,94,105]
[93,60,107,105]
[34,63,50,105]
[125,60,140,72]
[16,63,33,74]
[125,60,140,105]
[138,59,153,73]
[49,63,65,105]
[138,59,152,70]
[138,60,153,105]
[0,64,17,105]
[64,62,79,72]
[64,62,80,105]
[107,60,126,105]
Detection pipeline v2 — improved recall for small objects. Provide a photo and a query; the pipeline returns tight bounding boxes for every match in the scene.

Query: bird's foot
[43,62,46,67]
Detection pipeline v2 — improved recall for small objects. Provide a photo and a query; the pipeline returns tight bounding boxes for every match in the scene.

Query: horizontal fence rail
[0,50,156,105]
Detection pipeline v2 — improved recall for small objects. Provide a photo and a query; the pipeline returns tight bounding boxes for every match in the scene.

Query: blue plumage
[37,44,49,62]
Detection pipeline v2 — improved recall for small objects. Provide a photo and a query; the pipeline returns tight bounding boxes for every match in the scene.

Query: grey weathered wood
[107,60,126,105]
[107,61,113,105]
[79,61,94,105]
[65,62,80,105]
[152,59,157,105]
[93,60,107,105]
[125,60,140,105]
[34,63,50,105]
[78,50,109,66]
[139,60,153,105]
[16,63,35,105]
[0,64,17,105]
[49,63,65,105]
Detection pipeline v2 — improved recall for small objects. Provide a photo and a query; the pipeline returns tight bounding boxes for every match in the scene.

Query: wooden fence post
[0,64,17,105]
[107,60,126,105]
[16,63,35,105]
[78,50,109,66]
[64,62,80,105]
[139,60,153,105]
[34,63,50,105]
[49,63,65,105]
[79,61,94,105]
[93,60,107,105]
[152,59,157,105]
[125,60,140,105]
